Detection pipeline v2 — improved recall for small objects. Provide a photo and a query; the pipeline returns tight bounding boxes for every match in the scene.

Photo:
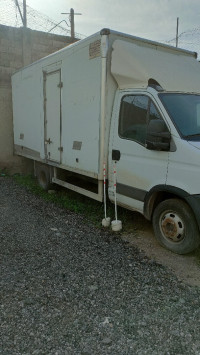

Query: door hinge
[57,82,63,88]
[58,147,63,152]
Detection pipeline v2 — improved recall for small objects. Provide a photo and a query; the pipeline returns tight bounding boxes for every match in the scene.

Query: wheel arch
[144,185,200,231]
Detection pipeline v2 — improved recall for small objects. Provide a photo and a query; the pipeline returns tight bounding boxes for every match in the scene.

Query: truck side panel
[12,35,104,177]
[60,44,102,174]
[12,66,43,158]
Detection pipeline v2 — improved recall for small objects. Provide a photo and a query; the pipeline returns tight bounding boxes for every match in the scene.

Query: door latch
[45,138,52,144]
[57,82,63,88]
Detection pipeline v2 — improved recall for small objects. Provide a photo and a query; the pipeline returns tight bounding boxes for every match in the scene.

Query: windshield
[159,93,200,141]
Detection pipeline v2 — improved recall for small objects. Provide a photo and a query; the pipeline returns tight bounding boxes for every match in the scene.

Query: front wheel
[152,198,200,254]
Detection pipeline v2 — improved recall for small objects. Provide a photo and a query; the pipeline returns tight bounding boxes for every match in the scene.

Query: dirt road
[122,222,200,287]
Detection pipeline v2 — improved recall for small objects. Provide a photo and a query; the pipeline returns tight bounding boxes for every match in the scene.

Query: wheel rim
[159,210,185,243]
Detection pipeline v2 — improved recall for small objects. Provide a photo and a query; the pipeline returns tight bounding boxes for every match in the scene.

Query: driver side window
[119,94,162,145]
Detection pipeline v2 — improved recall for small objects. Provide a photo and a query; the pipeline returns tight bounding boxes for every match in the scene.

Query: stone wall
[0,24,76,174]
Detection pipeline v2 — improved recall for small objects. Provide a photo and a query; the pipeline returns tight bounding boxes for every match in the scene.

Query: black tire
[35,163,52,191]
[152,198,200,254]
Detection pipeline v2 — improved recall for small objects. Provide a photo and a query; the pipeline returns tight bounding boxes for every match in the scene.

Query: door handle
[45,138,52,144]
[112,149,121,161]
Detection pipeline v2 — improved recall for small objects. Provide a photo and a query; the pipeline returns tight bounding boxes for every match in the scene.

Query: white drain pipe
[111,163,122,232]
[102,162,110,227]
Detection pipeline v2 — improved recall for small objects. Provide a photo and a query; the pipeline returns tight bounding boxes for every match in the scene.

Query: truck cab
[109,83,200,254]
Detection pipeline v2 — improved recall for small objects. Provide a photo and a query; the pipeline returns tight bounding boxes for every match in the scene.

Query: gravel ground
[1,177,200,355]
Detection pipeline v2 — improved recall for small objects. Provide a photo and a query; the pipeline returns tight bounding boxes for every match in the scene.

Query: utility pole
[61,8,82,40]
[70,8,74,39]
[15,0,27,27]
[176,17,179,47]
[23,0,27,27]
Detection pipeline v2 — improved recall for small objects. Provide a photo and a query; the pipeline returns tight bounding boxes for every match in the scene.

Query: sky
[26,0,200,43]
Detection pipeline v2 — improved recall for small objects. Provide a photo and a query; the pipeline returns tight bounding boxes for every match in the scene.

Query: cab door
[108,91,170,213]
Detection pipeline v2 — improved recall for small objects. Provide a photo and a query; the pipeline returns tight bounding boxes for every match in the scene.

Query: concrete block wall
[0,24,76,174]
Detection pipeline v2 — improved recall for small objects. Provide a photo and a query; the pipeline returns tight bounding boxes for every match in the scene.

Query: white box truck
[12,28,200,254]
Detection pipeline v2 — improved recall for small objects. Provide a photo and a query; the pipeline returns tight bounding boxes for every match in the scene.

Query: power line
[1,1,200,55]
[0,0,86,39]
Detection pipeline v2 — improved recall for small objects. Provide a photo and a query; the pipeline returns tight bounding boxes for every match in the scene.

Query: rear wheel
[35,163,52,191]
[152,198,200,254]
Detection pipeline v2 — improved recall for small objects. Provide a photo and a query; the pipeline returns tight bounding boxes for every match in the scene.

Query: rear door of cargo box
[44,70,62,163]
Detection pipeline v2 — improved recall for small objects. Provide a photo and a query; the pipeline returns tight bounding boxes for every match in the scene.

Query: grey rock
[101,337,112,345]
[1,177,200,355]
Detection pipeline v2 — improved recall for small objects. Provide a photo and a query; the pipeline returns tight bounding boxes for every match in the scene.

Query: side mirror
[146,119,171,151]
